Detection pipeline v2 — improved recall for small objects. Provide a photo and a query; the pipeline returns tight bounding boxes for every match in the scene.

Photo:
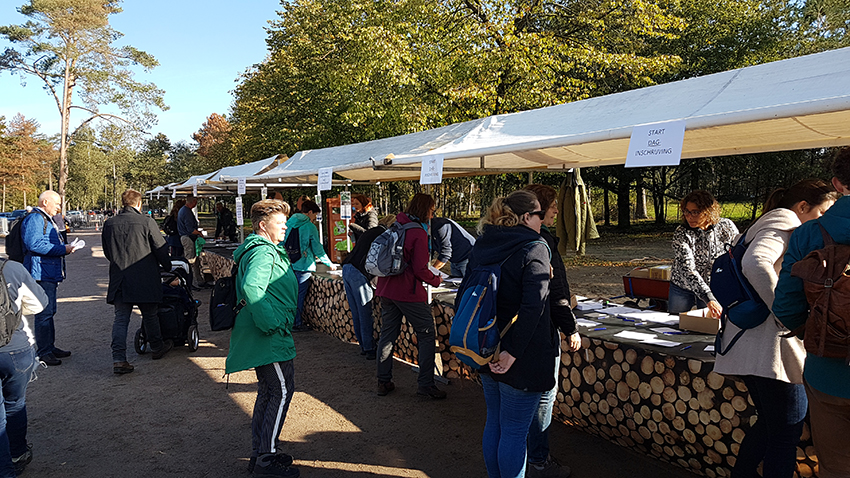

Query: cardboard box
[679,308,719,334]
[649,265,672,281]
[628,267,651,279]
[622,276,670,300]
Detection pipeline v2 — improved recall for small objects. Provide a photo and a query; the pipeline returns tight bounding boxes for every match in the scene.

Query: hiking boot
[151,339,174,360]
[527,457,571,478]
[12,444,32,474]
[40,353,61,366]
[254,453,299,477]
[113,361,134,374]
[417,385,447,400]
[52,348,71,358]
[377,381,395,396]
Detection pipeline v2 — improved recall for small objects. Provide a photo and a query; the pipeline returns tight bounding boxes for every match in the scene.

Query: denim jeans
[342,264,375,352]
[33,281,58,358]
[666,282,707,314]
[293,271,312,327]
[0,346,36,478]
[527,350,561,464]
[112,299,164,362]
[376,297,436,387]
[166,235,184,258]
[450,259,469,278]
[481,374,543,478]
[732,375,807,478]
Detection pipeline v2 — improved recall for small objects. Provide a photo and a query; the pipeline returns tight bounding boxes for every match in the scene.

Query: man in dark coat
[215,202,238,242]
[102,189,173,374]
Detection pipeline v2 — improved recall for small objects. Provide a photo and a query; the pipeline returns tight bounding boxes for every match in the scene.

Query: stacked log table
[204,256,821,478]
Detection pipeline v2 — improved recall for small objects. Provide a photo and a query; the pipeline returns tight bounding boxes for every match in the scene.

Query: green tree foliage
[0,0,167,208]
[128,133,170,194]
[230,0,685,160]
[0,114,54,210]
[66,124,134,210]
[796,0,850,52]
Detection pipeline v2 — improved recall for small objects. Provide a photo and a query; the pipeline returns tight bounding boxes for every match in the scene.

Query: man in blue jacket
[21,190,75,366]
[774,146,850,478]
[430,217,475,277]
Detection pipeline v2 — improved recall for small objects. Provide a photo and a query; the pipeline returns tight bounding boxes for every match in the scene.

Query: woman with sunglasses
[669,190,738,317]
[459,190,557,478]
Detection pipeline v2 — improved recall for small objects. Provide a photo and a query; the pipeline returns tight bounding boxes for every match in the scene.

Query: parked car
[66,210,86,227]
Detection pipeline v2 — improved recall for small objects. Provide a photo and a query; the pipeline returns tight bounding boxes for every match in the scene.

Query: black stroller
[134,261,201,354]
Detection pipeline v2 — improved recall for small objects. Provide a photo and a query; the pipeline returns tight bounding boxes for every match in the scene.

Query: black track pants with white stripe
[252,360,295,455]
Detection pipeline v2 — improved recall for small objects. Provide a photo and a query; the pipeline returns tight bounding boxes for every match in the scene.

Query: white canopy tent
[244,47,850,183]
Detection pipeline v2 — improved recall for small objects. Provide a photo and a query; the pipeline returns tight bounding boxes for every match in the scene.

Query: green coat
[225,234,298,374]
[284,213,333,272]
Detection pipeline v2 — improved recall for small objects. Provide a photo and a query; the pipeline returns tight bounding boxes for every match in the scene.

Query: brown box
[649,265,672,281]
[628,267,651,279]
[678,308,719,334]
[570,294,578,309]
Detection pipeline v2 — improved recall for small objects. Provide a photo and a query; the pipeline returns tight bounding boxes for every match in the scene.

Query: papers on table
[429,266,449,280]
[613,330,681,348]
[444,277,463,285]
[326,270,342,276]
[704,345,715,352]
[641,337,681,348]
[575,301,605,311]
[576,318,602,328]
[650,327,685,335]
[598,306,642,315]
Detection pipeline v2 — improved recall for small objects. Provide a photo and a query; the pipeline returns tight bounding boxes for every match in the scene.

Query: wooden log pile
[252,272,825,477]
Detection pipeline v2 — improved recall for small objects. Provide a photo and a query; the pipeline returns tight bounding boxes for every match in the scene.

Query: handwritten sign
[317,167,333,191]
[235,196,244,226]
[419,155,444,185]
[238,177,246,195]
[625,120,686,168]
[171,188,176,199]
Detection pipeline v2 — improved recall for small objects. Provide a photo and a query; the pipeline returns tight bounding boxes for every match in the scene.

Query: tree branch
[68,107,132,138]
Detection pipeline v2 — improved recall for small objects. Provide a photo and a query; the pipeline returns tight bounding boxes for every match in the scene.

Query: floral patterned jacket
[670,218,738,303]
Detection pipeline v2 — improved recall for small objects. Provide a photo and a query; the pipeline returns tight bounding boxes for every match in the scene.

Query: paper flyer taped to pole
[318,167,333,191]
[238,177,246,195]
[420,155,444,185]
[625,120,686,168]
[235,196,244,226]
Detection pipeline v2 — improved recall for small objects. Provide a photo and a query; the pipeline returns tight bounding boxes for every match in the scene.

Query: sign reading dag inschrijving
[625,120,686,168]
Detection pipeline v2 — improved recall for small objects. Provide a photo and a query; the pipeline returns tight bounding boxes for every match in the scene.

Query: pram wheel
[187,325,199,352]
[134,328,149,354]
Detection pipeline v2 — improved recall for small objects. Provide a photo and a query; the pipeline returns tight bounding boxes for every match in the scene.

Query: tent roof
[204,155,283,184]
[251,47,850,183]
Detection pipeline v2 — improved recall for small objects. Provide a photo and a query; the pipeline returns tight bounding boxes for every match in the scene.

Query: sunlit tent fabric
[249,47,850,183]
[145,156,284,196]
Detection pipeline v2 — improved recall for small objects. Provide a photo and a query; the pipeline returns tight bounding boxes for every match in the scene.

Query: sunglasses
[528,210,546,219]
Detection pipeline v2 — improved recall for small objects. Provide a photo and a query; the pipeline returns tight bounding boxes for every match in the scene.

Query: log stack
[257,271,824,477]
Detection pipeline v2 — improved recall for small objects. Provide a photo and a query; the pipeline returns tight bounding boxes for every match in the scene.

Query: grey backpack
[364,222,423,277]
[0,260,23,347]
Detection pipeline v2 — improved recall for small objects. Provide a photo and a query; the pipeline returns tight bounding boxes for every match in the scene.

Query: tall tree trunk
[635,173,648,219]
[617,169,631,230]
[58,64,75,213]
[653,167,668,225]
[604,174,610,227]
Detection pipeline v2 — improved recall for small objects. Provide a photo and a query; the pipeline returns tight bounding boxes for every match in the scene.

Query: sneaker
[527,456,572,478]
[377,381,395,396]
[151,339,174,360]
[417,385,447,399]
[40,353,61,366]
[52,348,71,358]
[249,453,294,473]
[12,444,32,474]
[113,361,134,374]
[254,453,299,477]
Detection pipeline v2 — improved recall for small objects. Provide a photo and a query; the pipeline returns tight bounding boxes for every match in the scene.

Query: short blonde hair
[250,200,290,231]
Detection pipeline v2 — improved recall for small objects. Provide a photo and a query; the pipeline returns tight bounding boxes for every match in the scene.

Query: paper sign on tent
[317,167,333,191]
[238,177,246,195]
[420,155,444,185]
[235,197,244,226]
[625,120,686,168]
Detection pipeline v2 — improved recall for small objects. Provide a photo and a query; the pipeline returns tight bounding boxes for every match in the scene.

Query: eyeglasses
[683,208,703,217]
[528,210,546,219]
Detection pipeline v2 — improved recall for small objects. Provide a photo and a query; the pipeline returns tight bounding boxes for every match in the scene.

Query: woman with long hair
[459,190,557,478]
[669,190,738,317]
[714,179,838,478]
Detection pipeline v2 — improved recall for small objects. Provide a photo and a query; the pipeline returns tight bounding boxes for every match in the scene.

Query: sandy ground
[18,230,694,478]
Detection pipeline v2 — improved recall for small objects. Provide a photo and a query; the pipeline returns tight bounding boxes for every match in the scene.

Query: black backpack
[284,227,302,263]
[162,215,179,236]
[5,212,48,263]
[0,260,23,347]
[209,243,266,331]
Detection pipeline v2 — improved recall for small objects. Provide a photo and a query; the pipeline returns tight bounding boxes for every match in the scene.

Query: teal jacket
[284,213,333,272]
[225,234,298,374]
[773,195,850,398]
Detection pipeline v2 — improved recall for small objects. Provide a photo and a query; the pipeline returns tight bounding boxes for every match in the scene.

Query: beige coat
[712,208,806,384]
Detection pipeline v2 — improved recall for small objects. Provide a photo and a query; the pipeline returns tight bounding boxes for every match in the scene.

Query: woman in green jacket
[284,200,337,331]
[225,199,300,478]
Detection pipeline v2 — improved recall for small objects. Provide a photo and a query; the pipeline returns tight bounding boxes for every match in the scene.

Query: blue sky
[0,0,281,146]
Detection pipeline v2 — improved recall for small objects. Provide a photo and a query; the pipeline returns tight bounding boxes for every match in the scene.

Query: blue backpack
[450,240,547,367]
[709,230,771,355]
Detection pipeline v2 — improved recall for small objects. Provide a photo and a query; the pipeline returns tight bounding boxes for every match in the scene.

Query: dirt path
[20,231,693,478]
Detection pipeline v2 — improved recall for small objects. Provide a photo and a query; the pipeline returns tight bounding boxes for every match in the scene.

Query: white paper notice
[575,301,605,311]
[576,319,602,328]
[171,189,176,199]
[260,187,267,199]
[317,167,333,191]
[192,182,198,196]
[419,155,444,185]
[340,191,351,220]
[235,197,244,226]
[238,177,246,195]
[641,338,680,347]
[614,330,658,341]
[625,120,686,168]
[704,345,715,352]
